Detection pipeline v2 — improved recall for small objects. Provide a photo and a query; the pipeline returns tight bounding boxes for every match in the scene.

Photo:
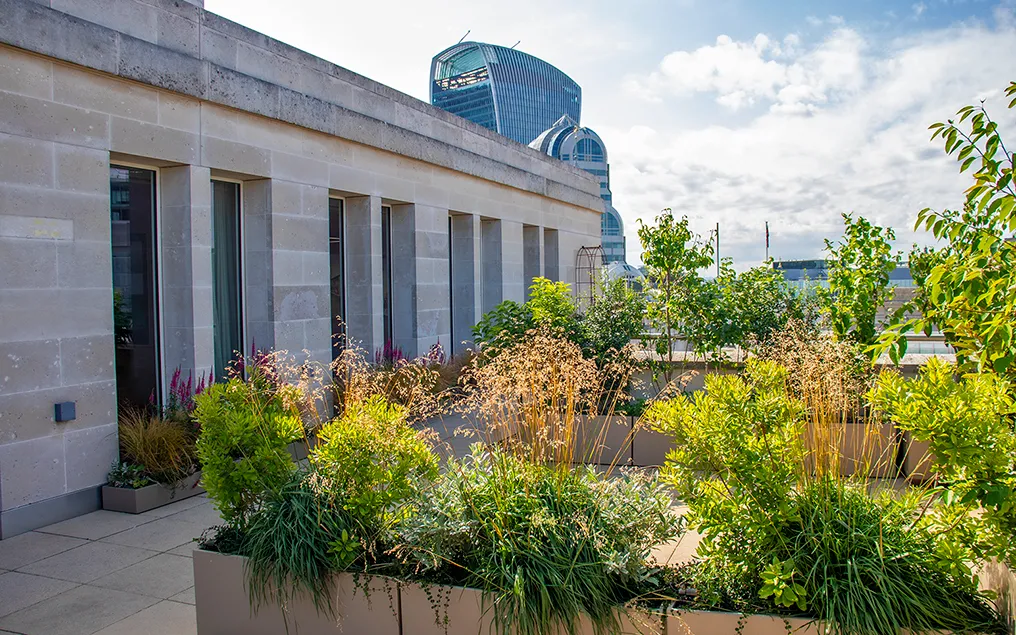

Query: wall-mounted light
[54,402,76,422]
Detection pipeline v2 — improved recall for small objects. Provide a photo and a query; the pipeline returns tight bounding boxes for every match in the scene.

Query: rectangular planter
[802,422,900,479]
[902,434,936,482]
[573,415,634,466]
[204,550,1006,635]
[102,471,204,514]
[193,549,399,635]
[667,609,819,635]
[632,423,675,467]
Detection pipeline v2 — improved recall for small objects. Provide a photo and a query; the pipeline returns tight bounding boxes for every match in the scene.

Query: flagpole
[765,221,769,261]
[715,222,720,278]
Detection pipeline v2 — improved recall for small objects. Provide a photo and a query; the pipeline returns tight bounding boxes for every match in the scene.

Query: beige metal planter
[193,549,400,635]
[632,424,675,467]
[573,415,634,466]
[400,582,665,635]
[667,609,819,635]
[102,471,205,514]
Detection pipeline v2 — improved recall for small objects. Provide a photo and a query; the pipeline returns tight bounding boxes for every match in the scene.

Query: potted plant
[102,369,208,513]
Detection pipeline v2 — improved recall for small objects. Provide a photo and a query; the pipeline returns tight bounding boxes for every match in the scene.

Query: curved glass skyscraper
[430,42,581,145]
[531,115,626,264]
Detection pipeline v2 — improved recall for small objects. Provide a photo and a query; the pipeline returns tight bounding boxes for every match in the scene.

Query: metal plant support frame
[574,245,603,309]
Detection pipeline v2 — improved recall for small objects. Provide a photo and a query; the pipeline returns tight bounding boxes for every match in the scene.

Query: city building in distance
[430,42,582,145]
[531,115,627,264]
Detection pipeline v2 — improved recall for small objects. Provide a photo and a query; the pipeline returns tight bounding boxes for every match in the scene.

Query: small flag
[765,221,770,250]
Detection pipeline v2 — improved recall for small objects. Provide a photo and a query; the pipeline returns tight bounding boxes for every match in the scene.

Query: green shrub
[107,461,154,489]
[194,375,304,526]
[397,448,682,635]
[310,395,438,535]
[870,358,1016,568]
[472,300,533,353]
[581,276,645,366]
[647,360,1005,633]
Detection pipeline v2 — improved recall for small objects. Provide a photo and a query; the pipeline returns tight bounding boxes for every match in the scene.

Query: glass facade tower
[431,42,581,145]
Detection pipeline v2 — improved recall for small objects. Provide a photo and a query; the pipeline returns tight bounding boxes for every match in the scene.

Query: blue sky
[205,0,1016,267]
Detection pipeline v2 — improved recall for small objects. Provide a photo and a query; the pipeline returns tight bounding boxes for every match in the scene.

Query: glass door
[211,181,243,378]
[110,166,160,407]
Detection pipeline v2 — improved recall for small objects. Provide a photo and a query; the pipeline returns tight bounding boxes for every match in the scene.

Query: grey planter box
[102,471,205,514]
[193,549,399,635]
[194,549,831,635]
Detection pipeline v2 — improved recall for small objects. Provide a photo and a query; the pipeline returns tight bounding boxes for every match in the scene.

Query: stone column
[479,218,502,314]
[412,204,451,357]
[543,228,560,282]
[522,224,542,300]
[501,219,525,304]
[390,204,418,357]
[344,195,383,354]
[266,181,330,366]
[160,165,213,383]
[450,213,478,353]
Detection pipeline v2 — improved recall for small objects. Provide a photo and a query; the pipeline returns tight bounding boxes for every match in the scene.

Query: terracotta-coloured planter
[102,471,205,514]
[193,550,400,635]
[573,415,634,466]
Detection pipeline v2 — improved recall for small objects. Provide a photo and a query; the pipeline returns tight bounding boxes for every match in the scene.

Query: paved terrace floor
[0,416,700,634]
[0,493,215,635]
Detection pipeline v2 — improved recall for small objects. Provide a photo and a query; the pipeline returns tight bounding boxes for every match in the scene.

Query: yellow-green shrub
[195,377,304,525]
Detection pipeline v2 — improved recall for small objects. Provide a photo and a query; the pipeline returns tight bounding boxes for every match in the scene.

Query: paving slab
[36,510,151,540]
[166,539,200,557]
[136,492,209,521]
[101,517,208,553]
[17,541,157,583]
[0,531,87,571]
[0,571,79,618]
[160,500,222,527]
[91,553,194,599]
[169,585,195,605]
[0,585,160,635]
[92,599,196,635]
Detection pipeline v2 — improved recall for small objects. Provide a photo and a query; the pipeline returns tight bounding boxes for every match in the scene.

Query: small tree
[820,213,901,349]
[719,260,814,353]
[877,81,1016,375]
[581,275,646,366]
[637,210,714,379]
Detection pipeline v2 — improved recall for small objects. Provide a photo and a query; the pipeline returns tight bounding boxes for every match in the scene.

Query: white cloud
[913,2,927,17]
[611,19,1016,267]
[627,28,867,114]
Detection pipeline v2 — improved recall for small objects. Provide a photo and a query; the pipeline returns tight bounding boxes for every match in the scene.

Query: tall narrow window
[448,215,454,356]
[211,181,242,378]
[329,198,345,358]
[381,205,393,347]
[111,166,160,407]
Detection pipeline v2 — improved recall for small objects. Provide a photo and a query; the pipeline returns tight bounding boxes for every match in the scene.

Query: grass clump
[397,448,682,635]
[117,405,197,485]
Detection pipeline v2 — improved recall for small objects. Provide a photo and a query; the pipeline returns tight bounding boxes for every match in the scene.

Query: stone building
[0,0,604,538]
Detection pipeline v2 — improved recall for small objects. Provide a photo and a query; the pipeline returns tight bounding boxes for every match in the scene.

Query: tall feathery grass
[457,328,639,469]
[117,404,196,484]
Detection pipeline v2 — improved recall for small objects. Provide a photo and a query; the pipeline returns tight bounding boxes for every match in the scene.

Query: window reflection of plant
[113,289,132,346]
